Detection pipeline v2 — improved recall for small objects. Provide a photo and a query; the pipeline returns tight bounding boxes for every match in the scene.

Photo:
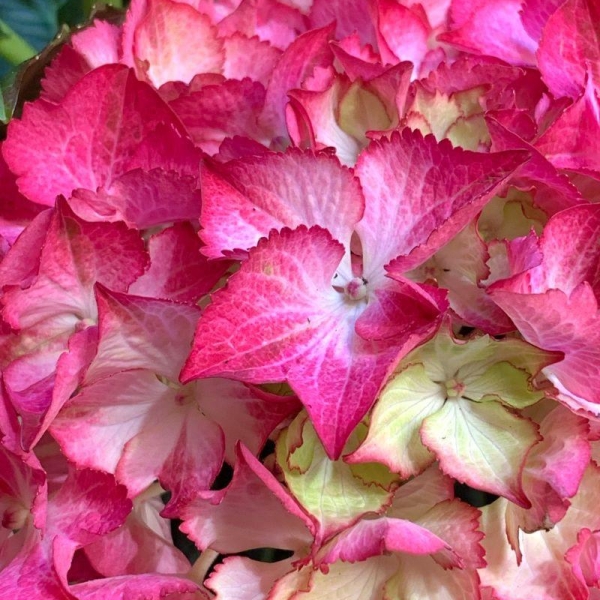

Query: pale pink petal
[316,517,453,565]
[384,554,482,600]
[84,495,190,577]
[222,33,282,85]
[180,444,313,553]
[87,287,199,383]
[206,556,294,600]
[479,463,600,600]
[133,0,224,87]
[71,20,121,69]
[374,0,433,75]
[566,528,600,590]
[197,379,300,463]
[46,469,132,545]
[387,465,454,521]
[520,0,565,42]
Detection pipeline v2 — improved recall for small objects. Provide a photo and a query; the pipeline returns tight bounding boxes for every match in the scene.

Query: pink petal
[259,24,334,138]
[40,45,92,104]
[535,77,600,176]
[182,226,428,458]
[129,223,230,303]
[217,0,307,51]
[88,286,200,383]
[68,168,202,228]
[317,517,453,565]
[198,380,301,463]
[440,0,537,65]
[206,556,294,600]
[169,77,267,153]
[374,0,433,75]
[199,149,364,258]
[3,65,185,207]
[487,118,584,215]
[46,469,132,545]
[355,129,528,274]
[71,574,200,599]
[222,33,282,86]
[506,405,591,560]
[537,0,600,98]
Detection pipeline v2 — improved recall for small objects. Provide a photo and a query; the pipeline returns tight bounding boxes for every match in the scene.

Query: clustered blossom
[0,0,599,597]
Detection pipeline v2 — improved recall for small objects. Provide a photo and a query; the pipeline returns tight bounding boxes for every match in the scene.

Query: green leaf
[0,0,67,52]
[0,19,37,66]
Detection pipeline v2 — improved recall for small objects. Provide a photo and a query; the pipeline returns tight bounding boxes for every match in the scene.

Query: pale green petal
[348,363,445,477]
[271,556,397,600]
[276,413,396,539]
[463,361,545,408]
[421,400,540,505]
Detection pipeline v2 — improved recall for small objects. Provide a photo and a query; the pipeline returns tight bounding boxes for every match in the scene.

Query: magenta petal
[355,277,446,341]
[537,0,600,99]
[69,168,202,229]
[129,223,230,304]
[169,78,267,153]
[439,0,537,65]
[260,24,335,138]
[355,129,528,274]
[317,517,452,565]
[487,117,584,214]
